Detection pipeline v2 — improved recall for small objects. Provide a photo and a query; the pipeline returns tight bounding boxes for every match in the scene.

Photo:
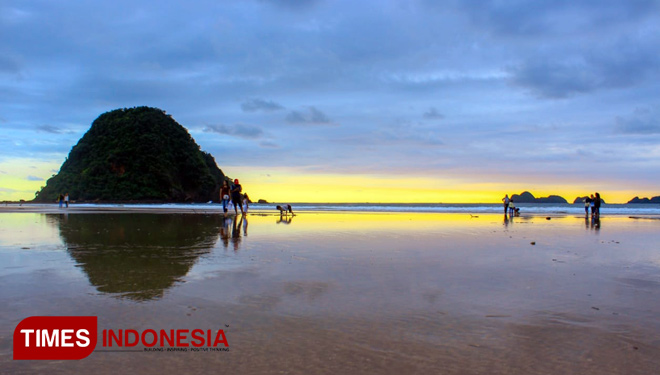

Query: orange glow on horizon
[0,159,654,204]
[227,167,649,204]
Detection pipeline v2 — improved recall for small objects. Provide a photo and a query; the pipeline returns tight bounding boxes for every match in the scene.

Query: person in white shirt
[502,194,509,214]
[242,194,250,213]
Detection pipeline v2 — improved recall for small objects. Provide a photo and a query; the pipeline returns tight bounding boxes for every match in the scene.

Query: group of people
[220,179,249,216]
[220,178,295,217]
[502,192,602,218]
[501,194,520,217]
[584,193,602,218]
[57,193,70,208]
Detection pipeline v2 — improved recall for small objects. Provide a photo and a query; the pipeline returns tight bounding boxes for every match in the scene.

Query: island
[33,107,230,203]
[628,196,660,204]
[511,191,568,204]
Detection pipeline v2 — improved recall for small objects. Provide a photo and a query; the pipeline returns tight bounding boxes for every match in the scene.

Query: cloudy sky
[1,0,659,202]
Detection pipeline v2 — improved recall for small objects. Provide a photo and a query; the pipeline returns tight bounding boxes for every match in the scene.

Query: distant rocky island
[34,107,229,203]
[510,191,568,204]
[627,196,660,204]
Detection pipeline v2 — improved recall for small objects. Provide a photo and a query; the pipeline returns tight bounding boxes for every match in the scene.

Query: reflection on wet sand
[219,215,248,251]
[277,215,293,225]
[51,213,226,301]
[2,212,660,374]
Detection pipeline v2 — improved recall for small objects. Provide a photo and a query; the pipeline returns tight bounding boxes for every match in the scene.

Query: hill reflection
[51,213,225,301]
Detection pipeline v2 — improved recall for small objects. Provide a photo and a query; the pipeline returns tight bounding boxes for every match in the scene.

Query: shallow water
[1,212,659,374]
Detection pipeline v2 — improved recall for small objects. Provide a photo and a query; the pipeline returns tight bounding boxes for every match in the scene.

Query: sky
[1,0,659,203]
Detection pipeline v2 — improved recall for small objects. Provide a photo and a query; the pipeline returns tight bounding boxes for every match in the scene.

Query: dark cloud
[26,175,44,181]
[203,124,264,139]
[35,124,72,134]
[285,106,333,125]
[508,45,660,98]
[452,0,660,36]
[241,98,284,112]
[423,107,445,120]
[508,59,601,98]
[615,107,660,134]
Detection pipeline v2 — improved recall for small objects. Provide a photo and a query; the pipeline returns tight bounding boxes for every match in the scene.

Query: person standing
[220,180,230,215]
[508,198,515,217]
[231,179,244,215]
[58,194,64,208]
[64,193,70,208]
[589,194,596,217]
[594,192,602,218]
[242,193,250,214]
[584,195,591,216]
[502,194,510,214]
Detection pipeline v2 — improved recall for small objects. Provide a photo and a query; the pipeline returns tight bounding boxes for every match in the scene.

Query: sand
[1,211,659,374]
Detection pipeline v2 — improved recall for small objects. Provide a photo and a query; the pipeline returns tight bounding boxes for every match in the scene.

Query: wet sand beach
[1,211,659,374]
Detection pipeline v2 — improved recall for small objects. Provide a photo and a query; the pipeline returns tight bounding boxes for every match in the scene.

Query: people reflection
[231,214,243,252]
[277,214,293,224]
[219,216,232,248]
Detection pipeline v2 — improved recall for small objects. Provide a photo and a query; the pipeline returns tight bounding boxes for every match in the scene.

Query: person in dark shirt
[220,180,230,215]
[593,192,601,218]
[230,179,244,215]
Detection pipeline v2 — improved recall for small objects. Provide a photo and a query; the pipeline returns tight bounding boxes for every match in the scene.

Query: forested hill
[34,107,227,202]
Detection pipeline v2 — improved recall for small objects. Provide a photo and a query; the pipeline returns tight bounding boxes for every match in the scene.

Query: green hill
[34,107,227,202]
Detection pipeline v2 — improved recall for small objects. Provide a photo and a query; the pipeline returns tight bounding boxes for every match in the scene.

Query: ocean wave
[67,202,660,215]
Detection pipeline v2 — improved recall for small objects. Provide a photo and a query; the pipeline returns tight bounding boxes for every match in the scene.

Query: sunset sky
[1,0,659,203]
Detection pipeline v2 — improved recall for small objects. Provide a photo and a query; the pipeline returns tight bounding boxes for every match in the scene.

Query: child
[276,204,294,215]
[242,193,250,213]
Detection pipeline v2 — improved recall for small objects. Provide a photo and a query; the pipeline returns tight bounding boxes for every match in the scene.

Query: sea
[61,202,660,216]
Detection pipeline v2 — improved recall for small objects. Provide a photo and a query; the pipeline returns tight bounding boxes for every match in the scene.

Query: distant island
[510,191,568,204]
[34,107,229,203]
[628,196,660,204]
